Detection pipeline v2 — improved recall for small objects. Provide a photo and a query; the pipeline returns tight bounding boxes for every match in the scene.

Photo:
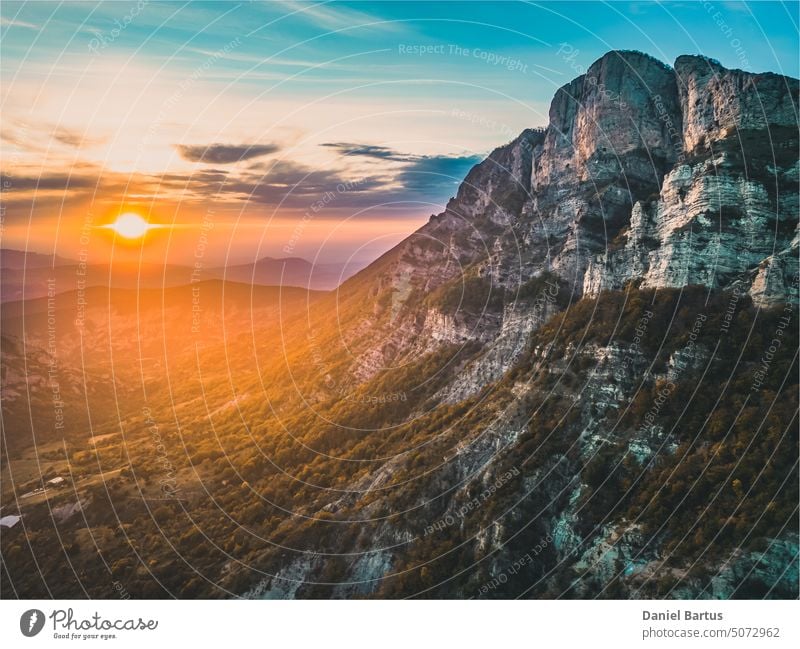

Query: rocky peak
[443,127,545,227]
[674,54,800,152]
[346,49,797,383]
[536,50,681,190]
[525,51,797,304]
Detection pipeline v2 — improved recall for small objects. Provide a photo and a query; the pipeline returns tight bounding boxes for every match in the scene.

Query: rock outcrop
[350,50,798,386]
[247,51,799,600]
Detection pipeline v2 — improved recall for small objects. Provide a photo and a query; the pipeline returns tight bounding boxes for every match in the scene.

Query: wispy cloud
[395,154,483,194]
[322,141,482,194]
[0,16,40,30]
[321,142,410,161]
[175,143,281,164]
[271,0,405,33]
[0,145,478,216]
[52,127,106,149]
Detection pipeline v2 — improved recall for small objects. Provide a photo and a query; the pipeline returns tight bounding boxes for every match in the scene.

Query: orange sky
[3,1,795,268]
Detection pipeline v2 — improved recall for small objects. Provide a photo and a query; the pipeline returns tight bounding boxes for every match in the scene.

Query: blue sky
[1,1,798,264]
[4,2,796,91]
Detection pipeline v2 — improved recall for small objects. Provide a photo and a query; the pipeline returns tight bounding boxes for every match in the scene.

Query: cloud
[322,141,483,195]
[395,154,483,194]
[219,160,388,207]
[175,143,281,164]
[321,142,410,161]
[273,0,403,33]
[0,173,100,192]
[721,1,751,13]
[52,127,106,148]
[2,148,484,221]
[0,16,39,30]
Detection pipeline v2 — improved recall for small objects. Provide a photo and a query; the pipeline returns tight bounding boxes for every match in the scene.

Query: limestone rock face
[533,52,798,305]
[576,55,800,304]
[448,127,544,225]
[263,51,798,601]
[583,157,799,303]
[537,50,681,189]
[510,51,682,292]
[345,49,798,385]
[674,54,800,153]
[393,52,798,318]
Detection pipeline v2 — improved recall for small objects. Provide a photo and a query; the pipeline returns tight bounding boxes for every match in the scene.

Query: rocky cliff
[240,51,798,599]
[344,51,797,384]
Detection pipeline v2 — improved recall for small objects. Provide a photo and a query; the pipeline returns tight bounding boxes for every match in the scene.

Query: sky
[1,0,798,267]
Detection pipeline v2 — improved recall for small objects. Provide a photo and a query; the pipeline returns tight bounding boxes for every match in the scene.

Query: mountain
[204,257,367,291]
[0,248,74,269]
[0,259,196,303]
[237,51,798,599]
[1,51,797,599]
[0,252,365,301]
[330,50,797,400]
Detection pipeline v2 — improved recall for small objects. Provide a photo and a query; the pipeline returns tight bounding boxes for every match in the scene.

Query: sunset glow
[3,1,795,267]
[101,212,160,240]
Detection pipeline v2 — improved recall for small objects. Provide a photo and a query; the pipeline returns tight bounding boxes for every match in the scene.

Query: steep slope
[240,50,798,599]
[337,49,798,402]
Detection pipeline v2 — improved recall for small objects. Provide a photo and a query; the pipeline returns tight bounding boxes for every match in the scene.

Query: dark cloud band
[176,143,280,164]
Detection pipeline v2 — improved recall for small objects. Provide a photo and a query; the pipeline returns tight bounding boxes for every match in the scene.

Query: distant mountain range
[205,257,365,291]
[0,248,74,269]
[0,250,366,302]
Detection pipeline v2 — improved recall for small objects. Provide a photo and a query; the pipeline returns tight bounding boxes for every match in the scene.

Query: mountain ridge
[244,49,798,598]
[0,249,365,301]
[334,49,798,385]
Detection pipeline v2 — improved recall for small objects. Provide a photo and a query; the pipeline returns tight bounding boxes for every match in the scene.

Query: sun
[102,213,159,239]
